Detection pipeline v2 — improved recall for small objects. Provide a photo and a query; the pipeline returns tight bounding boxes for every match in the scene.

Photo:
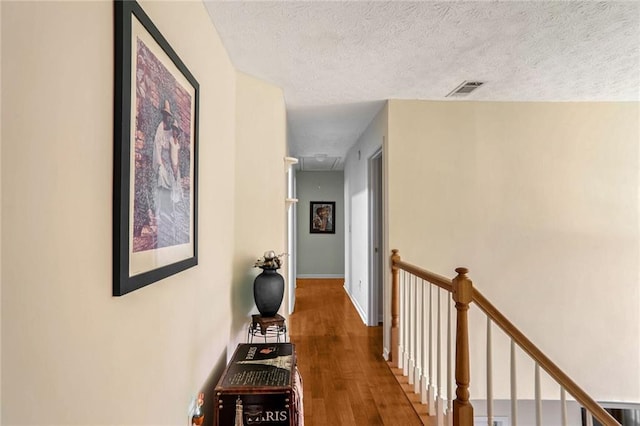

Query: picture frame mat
[127,14,196,277]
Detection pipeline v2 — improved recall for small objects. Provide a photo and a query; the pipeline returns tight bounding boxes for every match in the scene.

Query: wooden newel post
[452,267,474,426]
[390,249,401,367]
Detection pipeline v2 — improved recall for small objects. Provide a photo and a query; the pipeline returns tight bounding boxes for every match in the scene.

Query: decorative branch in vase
[254,251,287,270]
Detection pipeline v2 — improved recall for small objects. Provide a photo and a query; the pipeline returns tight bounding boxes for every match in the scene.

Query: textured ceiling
[204,1,640,168]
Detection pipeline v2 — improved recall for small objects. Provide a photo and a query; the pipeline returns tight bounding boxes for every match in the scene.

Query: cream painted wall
[232,71,287,349]
[0,2,3,421]
[1,1,285,424]
[387,100,640,402]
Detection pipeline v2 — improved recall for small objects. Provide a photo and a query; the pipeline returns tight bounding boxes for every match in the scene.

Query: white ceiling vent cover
[446,81,484,97]
[300,156,340,171]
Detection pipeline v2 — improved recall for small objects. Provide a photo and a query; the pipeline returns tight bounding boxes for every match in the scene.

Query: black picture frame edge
[113,0,199,297]
[309,201,336,234]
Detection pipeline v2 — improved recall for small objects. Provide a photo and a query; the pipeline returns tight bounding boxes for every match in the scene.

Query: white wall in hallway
[344,104,388,325]
[296,171,345,277]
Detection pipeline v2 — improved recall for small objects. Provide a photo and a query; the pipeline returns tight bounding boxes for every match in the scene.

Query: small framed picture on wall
[310,201,335,234]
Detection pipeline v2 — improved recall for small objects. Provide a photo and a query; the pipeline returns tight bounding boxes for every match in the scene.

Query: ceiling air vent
[300,156,340,171]
[446,80,484,97]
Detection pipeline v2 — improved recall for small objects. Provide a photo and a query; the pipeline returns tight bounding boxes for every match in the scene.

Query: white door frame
[368,149,383,325]
[286,165,297,314]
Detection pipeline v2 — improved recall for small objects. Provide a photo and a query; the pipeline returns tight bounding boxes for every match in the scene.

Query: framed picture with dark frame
[113,0,199,296]
[310,201,336,234]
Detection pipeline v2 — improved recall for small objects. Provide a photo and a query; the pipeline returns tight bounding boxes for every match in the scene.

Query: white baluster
[585,411,594,426]
[408,275,415,384]
[427,284,435,415]
[511,340,517,426]
[403,272,409,376]
[436,396,444,426]
[436,288,444,425]
[421,279,428,404]
[447,297,453,426]
[414,278,422,394]
[487,317,493,426]
[399,271,405,371]
[560,387,567,426]
[535,363,541,426]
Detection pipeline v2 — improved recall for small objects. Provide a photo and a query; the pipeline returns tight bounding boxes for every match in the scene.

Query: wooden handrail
[393,259,453,292]
[390,250,621,426]
[472,289,620,426]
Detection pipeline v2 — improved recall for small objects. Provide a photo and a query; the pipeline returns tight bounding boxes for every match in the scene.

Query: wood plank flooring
[289,278,425,426]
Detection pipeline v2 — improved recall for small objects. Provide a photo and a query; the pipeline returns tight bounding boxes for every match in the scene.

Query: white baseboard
[296,274,345,279]
[343,283,368,324]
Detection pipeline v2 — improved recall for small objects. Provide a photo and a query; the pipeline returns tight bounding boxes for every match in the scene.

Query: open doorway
[369,149,383,325]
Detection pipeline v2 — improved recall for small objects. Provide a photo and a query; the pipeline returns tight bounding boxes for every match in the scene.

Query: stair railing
[390,249,620,426]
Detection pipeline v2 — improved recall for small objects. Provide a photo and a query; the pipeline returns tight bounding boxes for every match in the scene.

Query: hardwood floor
[289,278,424,426]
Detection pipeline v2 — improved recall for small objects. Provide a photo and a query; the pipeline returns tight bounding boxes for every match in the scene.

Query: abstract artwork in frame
[310,201,336,234]
[113,0,199,296]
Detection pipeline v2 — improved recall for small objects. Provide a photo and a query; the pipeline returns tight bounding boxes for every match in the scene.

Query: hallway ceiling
[203,1,640,170]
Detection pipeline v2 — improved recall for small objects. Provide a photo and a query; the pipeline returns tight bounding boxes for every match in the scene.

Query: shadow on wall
[230,255,261,340]
[197,256,261,426]
[199,349,228,426]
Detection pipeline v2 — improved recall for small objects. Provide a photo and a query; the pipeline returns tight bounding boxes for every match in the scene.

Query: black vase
[253,267,284,317]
